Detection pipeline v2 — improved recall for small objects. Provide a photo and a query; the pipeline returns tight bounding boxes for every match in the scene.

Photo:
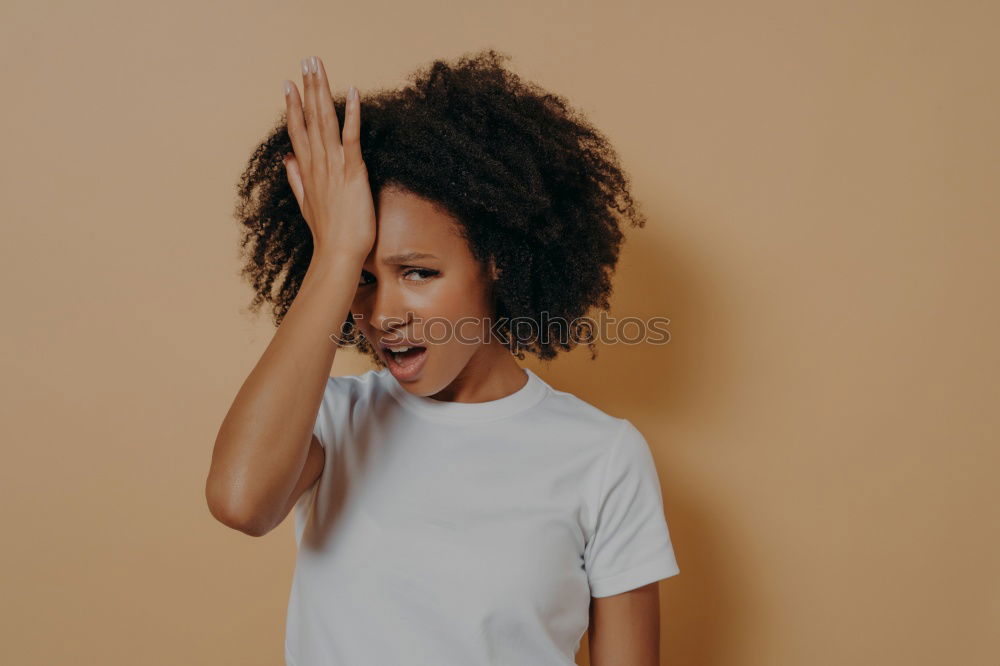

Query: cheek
[435,274,493,314]
[417,283,492,345]
[406,281,458,318]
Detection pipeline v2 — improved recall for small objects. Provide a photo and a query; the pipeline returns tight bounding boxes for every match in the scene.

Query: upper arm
[584,420,680,596]
[583,419,678,663]
[588,581,661,666]
[276,433,325,527]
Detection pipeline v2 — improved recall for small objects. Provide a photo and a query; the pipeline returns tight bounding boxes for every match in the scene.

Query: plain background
[1,1,997,664]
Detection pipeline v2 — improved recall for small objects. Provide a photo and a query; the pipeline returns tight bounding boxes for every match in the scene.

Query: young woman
[206,50,680,666]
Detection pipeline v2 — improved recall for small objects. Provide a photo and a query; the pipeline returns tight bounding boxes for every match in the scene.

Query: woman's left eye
[403,268,438,282]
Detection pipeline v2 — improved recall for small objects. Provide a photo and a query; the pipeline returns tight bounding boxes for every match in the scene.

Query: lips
[379,340,426,355]
[382,344,426,359]
[381,343,428,381]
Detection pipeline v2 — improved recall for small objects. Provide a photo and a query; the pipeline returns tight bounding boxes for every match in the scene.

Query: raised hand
[282,56,376,263]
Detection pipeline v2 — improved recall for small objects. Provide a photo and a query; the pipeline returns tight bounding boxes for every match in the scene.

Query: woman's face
[351,187,505,398]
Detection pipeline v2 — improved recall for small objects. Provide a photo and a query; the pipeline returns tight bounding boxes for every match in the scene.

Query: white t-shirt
[285,367,680,666]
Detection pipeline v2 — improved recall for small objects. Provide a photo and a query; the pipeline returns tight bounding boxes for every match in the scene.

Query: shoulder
[532,375,632,446]
[528,377,652,496]
[528,374,652,472]
[321,367,389,401]
[531,377,662,480]
[313,368,387,448]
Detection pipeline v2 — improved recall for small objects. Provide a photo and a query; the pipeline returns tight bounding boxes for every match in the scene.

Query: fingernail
[283,80,292,96]
[310,56,318,74]
[349,85,357,102]
[301,58,309,76]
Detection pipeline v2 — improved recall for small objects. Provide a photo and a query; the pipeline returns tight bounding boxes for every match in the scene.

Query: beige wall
[2,1,997,664]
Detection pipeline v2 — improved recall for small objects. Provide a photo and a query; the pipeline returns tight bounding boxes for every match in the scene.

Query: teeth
[386,346,415,353]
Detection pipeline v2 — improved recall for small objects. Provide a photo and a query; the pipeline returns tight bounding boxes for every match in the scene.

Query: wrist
[311,244,367,270]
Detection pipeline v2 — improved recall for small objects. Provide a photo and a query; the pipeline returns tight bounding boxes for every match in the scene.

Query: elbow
[205,478,273,537]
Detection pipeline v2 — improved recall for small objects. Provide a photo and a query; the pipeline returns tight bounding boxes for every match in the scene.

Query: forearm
[205,249,363,533]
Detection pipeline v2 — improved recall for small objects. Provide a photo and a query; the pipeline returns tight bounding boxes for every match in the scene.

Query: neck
[428,344,527,403]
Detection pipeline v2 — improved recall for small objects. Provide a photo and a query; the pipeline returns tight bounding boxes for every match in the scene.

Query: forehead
[371,187,466,256]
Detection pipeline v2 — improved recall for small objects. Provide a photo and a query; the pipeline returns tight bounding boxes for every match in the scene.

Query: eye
[357,268,439,287]
[403,268,438,282]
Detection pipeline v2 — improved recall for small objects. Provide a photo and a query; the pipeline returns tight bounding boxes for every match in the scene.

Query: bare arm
[588,582,662,666]
[205,55,375,537]
[205,253,362,536]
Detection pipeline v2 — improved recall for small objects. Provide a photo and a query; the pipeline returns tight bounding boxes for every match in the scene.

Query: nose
[364,283,413,339]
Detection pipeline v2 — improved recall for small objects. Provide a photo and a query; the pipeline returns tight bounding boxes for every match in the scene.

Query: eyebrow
[380,252,439,265]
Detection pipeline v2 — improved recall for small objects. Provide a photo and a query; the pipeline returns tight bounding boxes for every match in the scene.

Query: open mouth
[380,343,429,379]
[382,344,427,363]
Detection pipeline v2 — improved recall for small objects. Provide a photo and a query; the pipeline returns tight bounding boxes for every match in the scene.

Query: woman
[206,49,680,666]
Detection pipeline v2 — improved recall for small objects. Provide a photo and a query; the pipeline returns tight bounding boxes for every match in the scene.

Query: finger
[342,85,364,174]
[284,80,310,170]
[313,56,344,155]
[302,56,326,169]
[282,154,305,210]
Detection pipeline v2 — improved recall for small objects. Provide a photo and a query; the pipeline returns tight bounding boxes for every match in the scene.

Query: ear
[488,256,502,282]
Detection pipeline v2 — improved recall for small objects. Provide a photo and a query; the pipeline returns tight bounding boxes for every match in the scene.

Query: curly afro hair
[234,48,646,367]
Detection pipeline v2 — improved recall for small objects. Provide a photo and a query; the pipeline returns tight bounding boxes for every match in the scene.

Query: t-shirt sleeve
[312,376,334,449]
[296,375,349,546]
[584,419,681,598]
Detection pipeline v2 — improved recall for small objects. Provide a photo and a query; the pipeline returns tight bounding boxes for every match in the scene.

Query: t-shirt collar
[383,366,549,423]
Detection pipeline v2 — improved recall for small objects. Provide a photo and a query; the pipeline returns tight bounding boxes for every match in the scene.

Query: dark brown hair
[234,48,646,365]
